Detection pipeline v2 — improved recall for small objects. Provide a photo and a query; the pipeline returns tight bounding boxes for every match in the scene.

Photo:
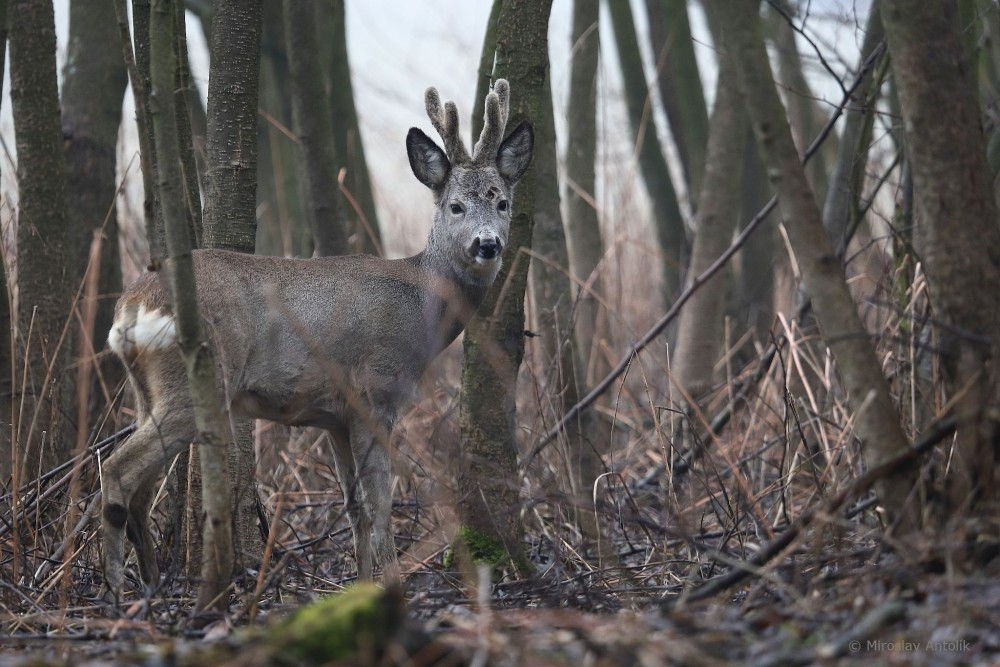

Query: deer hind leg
[101,407,195,598]
[350,414,399,583]
[329,426,374,580]
[126,473,160,591]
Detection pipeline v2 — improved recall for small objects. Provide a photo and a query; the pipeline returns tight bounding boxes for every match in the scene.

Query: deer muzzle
[471,236,503,261]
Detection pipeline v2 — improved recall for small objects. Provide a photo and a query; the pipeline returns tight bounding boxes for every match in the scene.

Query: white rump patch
[108,305,177,357]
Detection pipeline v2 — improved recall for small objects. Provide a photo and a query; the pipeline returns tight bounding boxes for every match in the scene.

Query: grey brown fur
[100,80,533,598]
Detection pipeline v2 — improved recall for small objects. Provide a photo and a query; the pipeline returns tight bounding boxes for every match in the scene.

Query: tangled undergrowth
[2,286,999,667]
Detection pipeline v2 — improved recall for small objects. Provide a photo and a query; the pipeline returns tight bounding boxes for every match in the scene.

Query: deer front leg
[350,415,399,583]
[329,426,373,580]
[126,476,160,591]
[100,411,193,599]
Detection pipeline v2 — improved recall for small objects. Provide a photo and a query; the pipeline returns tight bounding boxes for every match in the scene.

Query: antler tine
[472,79,510,165]
[424,86,471,163]
[494,79,510,129]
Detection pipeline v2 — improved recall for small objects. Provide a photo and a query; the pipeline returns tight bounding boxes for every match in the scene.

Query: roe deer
[101,79,533,597]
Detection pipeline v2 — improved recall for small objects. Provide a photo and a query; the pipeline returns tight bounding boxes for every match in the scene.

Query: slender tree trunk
[565,0,604,379]
[203,0,263,252]
[708,0,919,531]
[173,0,203,246]
[10,0,74,480]
[0,0,13,483]
[197,0,264,585]
[458,0,554,573]
[672,41,746,401]
[821,7,884,250]
[130,0,165,261]
[530,71,589,502]
[882,0,1000,521]
[473,0,504,142]
[607,0,687,303]
[562,0,608,528]
[644,0,709,203]
[324,0,383,255]
[62,0,128,438]
[732,131,779,344]
[283,0,349,257]
[766,0,834,205]
[150,0,233,611]
[255,0,310,257]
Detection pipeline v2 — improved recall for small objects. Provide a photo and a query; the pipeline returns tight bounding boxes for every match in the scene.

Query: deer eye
[497,200,509,212]
[450,203,463,215]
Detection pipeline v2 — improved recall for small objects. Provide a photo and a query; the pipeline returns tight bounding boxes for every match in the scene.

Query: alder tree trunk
[283,0,350,257]
[203,0,263,253]
[324,0,383,255]
[10,0,74,480]
[766,0,834,205]
[0,0,12,483]
[562,0,609,534]
[882,0,1000,523]
[458,0,554,574]
[149,0,234,612]
[62,0,128,437]
[671,43,746,403]
[607,0,687,304]
[564,0,603,383]
[644,0,709,203]
[195,0,264,584]
[255,1,310,257]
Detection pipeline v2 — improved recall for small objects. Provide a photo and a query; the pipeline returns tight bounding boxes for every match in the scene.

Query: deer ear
[496,120,534,186]
[407,128,451,189]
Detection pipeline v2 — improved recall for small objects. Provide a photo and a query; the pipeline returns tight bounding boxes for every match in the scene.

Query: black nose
[477,237,501,259]
[472,237,503,259]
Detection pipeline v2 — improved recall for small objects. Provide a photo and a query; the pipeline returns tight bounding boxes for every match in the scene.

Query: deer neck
[413,235,497,350]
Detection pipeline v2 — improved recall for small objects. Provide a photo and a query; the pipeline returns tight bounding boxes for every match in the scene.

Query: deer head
[405,79,534,286]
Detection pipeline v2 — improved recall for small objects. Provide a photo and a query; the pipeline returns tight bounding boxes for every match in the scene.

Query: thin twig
[523,39,888,469]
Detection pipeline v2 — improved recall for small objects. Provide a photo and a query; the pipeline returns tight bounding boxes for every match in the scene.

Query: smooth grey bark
[644,0,709,202]
[882,0,1000,519]
[324,0,383,255]
[255,0,310,257]
[283,0,349,257]
[767,0,834,205]
[672,45,745,401]
[0,0,13,483]
[173,0,203,246]
[821,7,884,252]
[563,0,607,517]
[459,0,554,573]
[607,0,687,303]
[10,0,74,479]
[732,131,779,342]
[708,0,918,530]
[149,0,233,612]
[565,0,603,380]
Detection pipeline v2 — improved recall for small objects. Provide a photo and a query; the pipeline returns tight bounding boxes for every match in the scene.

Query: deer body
[100,80,533,597]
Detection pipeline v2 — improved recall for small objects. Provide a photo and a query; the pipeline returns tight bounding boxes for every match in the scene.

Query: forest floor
[2,429,998,666]
[2,344,1000,665]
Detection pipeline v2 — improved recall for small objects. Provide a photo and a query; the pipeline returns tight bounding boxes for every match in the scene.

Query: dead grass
[1,224,998,667]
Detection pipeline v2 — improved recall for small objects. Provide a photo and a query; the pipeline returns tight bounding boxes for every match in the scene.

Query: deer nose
[472,236,502,260]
